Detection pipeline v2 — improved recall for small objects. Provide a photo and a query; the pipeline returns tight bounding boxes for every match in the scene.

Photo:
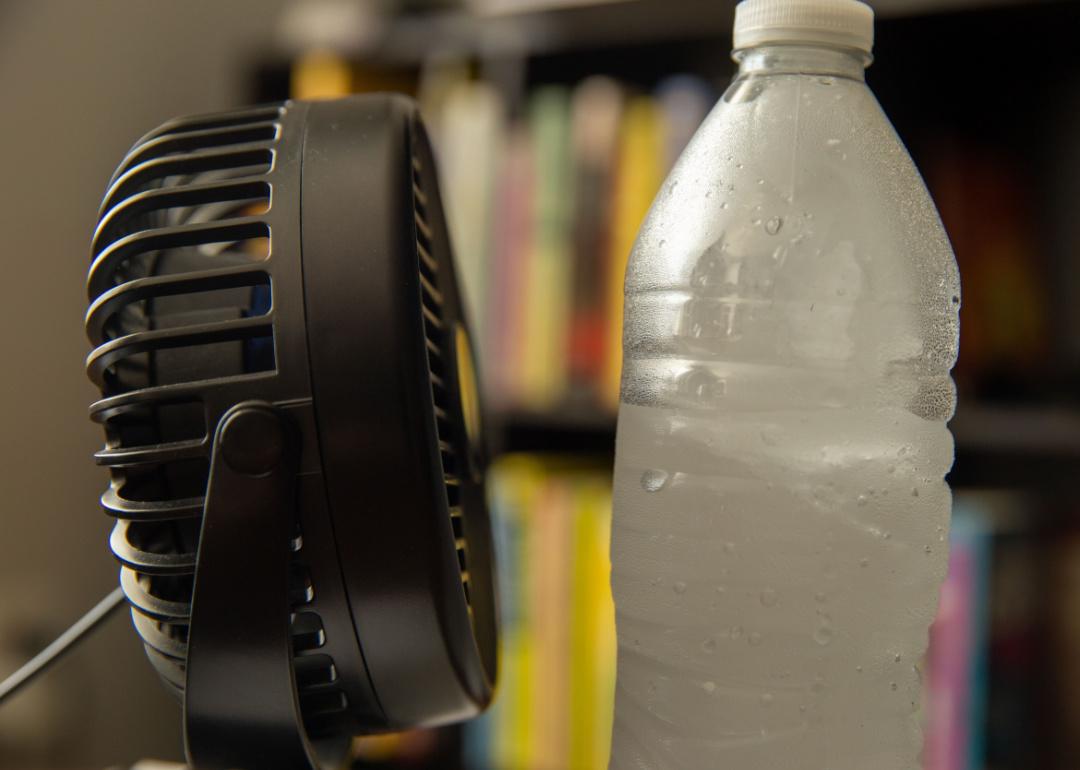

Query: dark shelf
[490,402,1080,488]
[274,0,1064,65]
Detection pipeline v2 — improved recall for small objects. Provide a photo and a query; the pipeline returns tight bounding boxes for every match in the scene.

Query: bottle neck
[734,44,869,82]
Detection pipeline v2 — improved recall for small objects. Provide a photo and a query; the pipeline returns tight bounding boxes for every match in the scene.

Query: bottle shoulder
[627,73,957,298]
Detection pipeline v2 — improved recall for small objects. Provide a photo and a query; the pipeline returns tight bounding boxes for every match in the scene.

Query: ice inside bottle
[608,1,961,768]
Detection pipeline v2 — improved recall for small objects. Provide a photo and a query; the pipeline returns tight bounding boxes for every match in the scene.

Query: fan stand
[183,402,340,770]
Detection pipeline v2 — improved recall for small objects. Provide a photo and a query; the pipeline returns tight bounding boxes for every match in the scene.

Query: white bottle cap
[733,0,874,55]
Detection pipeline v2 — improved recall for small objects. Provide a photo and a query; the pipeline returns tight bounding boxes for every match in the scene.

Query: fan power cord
[0,586,126,705]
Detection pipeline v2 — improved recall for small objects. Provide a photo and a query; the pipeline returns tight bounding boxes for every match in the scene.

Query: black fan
[83,94,497,769]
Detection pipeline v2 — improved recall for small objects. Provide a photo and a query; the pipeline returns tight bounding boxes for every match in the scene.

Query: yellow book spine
[568,475,616,769]
[602,97,665,409]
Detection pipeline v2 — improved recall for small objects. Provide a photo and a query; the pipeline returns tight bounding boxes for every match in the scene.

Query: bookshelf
[256,1,1080,767]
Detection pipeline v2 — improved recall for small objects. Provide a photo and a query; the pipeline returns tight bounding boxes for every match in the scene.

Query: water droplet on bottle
[890,682,899,691]
[894,653,903,663]
[814,591,827,603]
[749,632,763,647]
[723,541,736,554]
[715,585,727,595]
[760,589,778,607]
[813,626,833,646]
[641,469,670,492]
[856,665,863,673]
[856,494,868,507]
[702,637,717,653]
[757,178,765,185]
[859,557,870,568]
[924,545,933,554]
[764,216,783,235]
[720,201,729,209]
[761,692,774,706]
[826,138,841,146]
[912,487,920,497]
[730,625,743,640]
[674,580,688,594]
[705,190,712,198]
[703,681,717,693]
[658,239,667,247]
[886,464,896,474]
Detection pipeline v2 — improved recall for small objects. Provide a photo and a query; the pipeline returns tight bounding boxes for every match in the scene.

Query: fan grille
[411,151,475,617]
[87,103,345,727]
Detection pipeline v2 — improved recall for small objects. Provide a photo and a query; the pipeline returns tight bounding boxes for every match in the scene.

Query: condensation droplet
[859,557,870,568]
[702,637,717,653]
[730,625,744,640]
[674,580,688,594]
[856,494,868,507]
[813,626,833,646]
[723,541,736,554]
[641,469,670,492]
[894,653,903,663]
[924,545,933,554]
[703,681,717,694]
[826,138,841,146]
[761,692,774,706]
[912,487,920,497]
[749,632,763,647]
[764,216,783,235]
[815,591,827,603]
[720,201,729,209]
[760,589,778,607]
[891,682,899,691]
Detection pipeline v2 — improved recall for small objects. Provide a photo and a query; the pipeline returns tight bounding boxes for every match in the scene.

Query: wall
[0,1,288,765]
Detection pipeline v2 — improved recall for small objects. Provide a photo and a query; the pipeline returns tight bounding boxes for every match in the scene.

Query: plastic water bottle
[608,2,960,768]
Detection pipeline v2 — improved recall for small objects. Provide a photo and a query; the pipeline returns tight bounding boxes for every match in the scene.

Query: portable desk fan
[82,94,497,769]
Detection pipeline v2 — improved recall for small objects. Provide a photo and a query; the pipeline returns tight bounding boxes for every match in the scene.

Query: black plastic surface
[86,94,497,766]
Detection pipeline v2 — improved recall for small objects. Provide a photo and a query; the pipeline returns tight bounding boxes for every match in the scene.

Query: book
[923,496,993,770]
[601,96,665,408]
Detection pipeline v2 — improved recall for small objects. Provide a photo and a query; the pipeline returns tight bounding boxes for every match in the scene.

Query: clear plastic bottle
[608,2,960,769]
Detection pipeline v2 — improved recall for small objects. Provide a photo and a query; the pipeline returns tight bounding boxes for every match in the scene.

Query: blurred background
[1,0,1079,768]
